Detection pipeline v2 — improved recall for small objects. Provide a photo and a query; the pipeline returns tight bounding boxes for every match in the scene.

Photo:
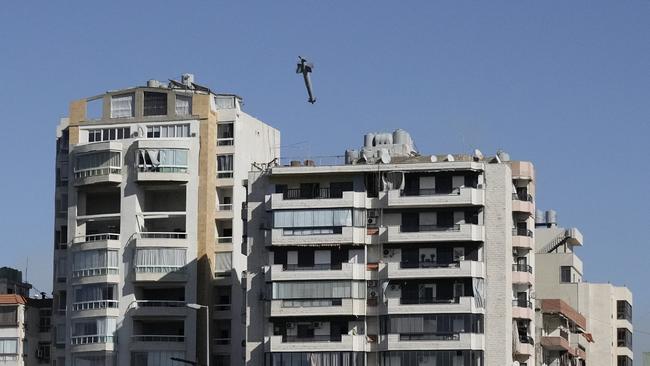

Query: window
[268,352,365,366]
[560,266,572,283]
[143,92,168,116]
[617,300,633,321]
[380,314,484,336]
[55,325,65,344]
[617,328,632,348]
[71,318,116,342]
[215,286,231,311]
[618,355,633,366]
[37,342,50,362]
[217,155,233,178]
[132,351,185,366]
[135,248,186,273]
[72,250,119,278]
[73,284,118,310]
[0,339,18,356]
[379,351,483,366]
[215,252,232,274]
[273,209,366,233]
[110,93,134,118]
[217,123,234,145]
[272,281,366,300]
[213,95,236,110]
[0,307,17,325]
[137,149,189,173]
[175,95,192,115]
[74,151,121,178]
[146,123,190,138]
[88,127,131,142]
[39,309,51,332]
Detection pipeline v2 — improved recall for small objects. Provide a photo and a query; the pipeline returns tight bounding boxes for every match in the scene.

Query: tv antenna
[296,56,316,104]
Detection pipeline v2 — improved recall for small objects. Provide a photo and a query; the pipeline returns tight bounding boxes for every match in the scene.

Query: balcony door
[401,212,419,232]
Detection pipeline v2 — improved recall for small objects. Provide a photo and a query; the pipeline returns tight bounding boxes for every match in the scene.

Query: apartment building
[535,212,633,366]
[0,294,53,366]
[245,130,537,366]
[0,268,32,298]
[51,75,279,366]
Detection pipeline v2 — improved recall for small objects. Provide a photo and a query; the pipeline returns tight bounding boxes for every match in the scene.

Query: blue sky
[1,0,648,357]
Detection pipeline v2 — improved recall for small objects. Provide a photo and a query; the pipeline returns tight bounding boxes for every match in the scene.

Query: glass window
[215,252,232,274]
[617,300,633,321]
[560,266,571,283]
[0,307,17,325]
[135,248,186,273]
[110,93,134,118]
[143,92,168,116]
[217,155,234,178]
[0,339,18,355]
[175,95,192,115]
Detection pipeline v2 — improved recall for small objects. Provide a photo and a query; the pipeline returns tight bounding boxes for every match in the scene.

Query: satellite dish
[360,150,369,163]
[430,155,438,162]
[379,149,391,164]
[446,154,454,162]
[474,149,483,160]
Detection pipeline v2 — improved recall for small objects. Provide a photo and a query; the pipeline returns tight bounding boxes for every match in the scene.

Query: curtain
[74,284,116,302]
[110,94,134,118]
[215,252,232,272]
[217,155,233,172]
[215,95,235,109]
[0,307,17,324]
[175,95,192,115]
[273,209,354,228]
[73,250,118,272]
[473,278,485,308]
[73,318,115,336]
[139,149,188,171]
[135,248,186,272]
[0,339,18,354]
[76,151,120,171]
[272,281,366,299]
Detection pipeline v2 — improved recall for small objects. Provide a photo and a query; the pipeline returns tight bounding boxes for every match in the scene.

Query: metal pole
[205,305,210,366]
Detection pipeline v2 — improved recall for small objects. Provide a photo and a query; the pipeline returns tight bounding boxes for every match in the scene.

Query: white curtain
[175,95,192,115]
[74,284,116,302]
[110,94,134,118]
[0,339,17,354]
[217,154,233,171]
[215,95,235,109]
[473,278,485,308]
[73,318,115,336]
[135,248,186,272]
[215,252,232,272]
[73,250,118,271]
[273,281,366,299]
[76,151,120,171]
[273,209,354,228]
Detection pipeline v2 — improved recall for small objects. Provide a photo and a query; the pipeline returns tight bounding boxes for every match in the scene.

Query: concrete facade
[0,294,52,366]
[51,76,279,366]
[245,132,536,366]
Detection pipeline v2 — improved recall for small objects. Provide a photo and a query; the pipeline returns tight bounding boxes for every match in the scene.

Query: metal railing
[72,300,119,311]
[217,204,233,211]
[217,170,233,178]
[282,187,345,200]
[137,165,188,173]
[214,304,231,311]
[400,297,460,305]
[282,227,343,236]
[74,167,121,180]
[513,227,533,237]
[139,232,187,239]
[512,264,533,273]
[282,335,342,343]
[217,137,234,146]
[72,267,119,278]
[212,337,231,345]
[281,298,343,308]
[512,193,534,202]
[216,236,232,244]
[399,332,460,341]
[132,335,184,342]
[400,224,461,233]
[135,300,186,308]
[400,261,460,269]
[73,233,120,244]
[512,299,532,308]
[134,266,185,273]
[400,188,463,196]
[284,263,343,271]
[70,335,114,345]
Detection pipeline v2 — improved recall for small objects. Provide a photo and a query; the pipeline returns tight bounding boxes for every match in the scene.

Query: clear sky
[1,0,648,357]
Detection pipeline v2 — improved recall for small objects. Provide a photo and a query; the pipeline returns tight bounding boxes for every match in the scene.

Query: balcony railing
[513,299,533,308]
[400,188,463,196]
[70,335,114,345]
[213,337,231,345]
[217,137,234,146]
[512,264,533,273]
[282,227,343,236]
[74,167,121,180]
[72,267,119,278]
[399,332,460,341]
[513,227,533,237]
[214,304,231,311]
[135,300,186,308]
[73,233,120,244]
[216,236,232,244]
[217,204,233,211]
[400,261,460,269]
[134,266,185,273]
[139,232,187,239]
[282,335,342,343]
[400,297,460,305]
[217,170,233,179]
[400,224,461,233]
[282,188,345,200]
[132,335,184,342]
[512,193,534,202]
[137,165,188,173]
[284,263,343,271]
[72,300,119,311]
[281,298,343,308]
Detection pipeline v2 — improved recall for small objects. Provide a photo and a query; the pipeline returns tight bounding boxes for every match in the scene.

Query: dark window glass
[143,92,168,116]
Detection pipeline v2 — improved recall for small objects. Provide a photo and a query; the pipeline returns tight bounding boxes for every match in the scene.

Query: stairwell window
[110,93,134,118]
[143,92,168,116]
[217,155,234,178]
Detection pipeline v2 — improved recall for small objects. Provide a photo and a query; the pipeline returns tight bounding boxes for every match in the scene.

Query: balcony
[71,233,120,251]
[514,338,535,357]
[385,260,485,280]
[387,187,485,208]
[377,333,484,351]
[73,142,123,187]
[265,334,368,352]
[134,232,187,248]
[268,298,366,317]
[266,263,367,282]
[512,193,534,215]
[384,296,482,315]
[512,299,534,320]
[387,224,484,243]
[70,300,119,319]
[512,227,534,249]
[268,190,365,210]
[512,264,533,285]
[215,204,234,220]
[268,226,366,246]
[510,161,534,180]
[70,335,115,353]
[130,301,189,317]
[131,319,186,351]
[540,336,578,357]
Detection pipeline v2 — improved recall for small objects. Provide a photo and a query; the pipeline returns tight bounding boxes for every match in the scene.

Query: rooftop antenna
[296,56,316,104]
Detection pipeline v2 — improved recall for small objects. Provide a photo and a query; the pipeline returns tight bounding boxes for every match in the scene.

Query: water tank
[535,210,545,225]
[364,133,375,148]
[345,149,359,165]
[545,210,557,227]
[147,79,161,88]
[393,129,410,145]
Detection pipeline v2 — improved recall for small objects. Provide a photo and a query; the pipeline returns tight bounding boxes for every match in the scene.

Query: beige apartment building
[245,130,537,366]
[535,212,633,366]
[51,75,279,366]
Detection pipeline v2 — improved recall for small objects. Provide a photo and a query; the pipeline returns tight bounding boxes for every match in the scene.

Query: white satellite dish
[379,149,391,164]
[474,149,483,160]
[430,155,438,162]
[446,154,454,162]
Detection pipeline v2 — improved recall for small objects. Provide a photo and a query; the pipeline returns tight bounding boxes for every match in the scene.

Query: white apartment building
[535,212,633,366]
[51,75,279,366]
[245,130,537,366]
[0,295,52,366]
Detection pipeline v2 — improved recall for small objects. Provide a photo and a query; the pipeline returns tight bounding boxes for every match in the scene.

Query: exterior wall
[0,303,26,365]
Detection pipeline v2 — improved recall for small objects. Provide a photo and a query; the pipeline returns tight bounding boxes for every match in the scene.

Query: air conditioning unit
[313,322,322,328]
[367,217,378,226]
